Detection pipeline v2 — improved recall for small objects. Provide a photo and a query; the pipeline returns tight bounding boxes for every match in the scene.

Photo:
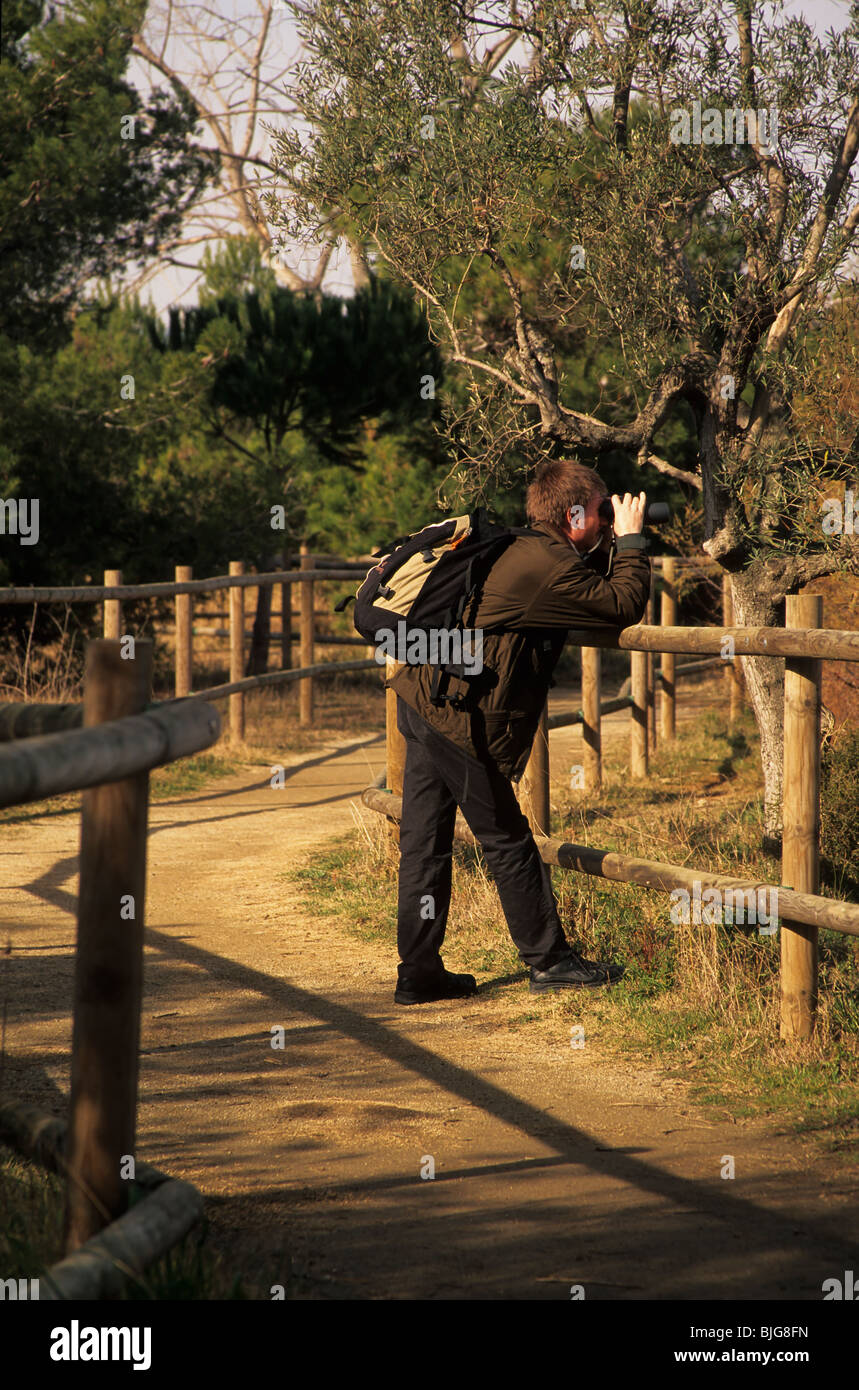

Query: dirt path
[4,690,858,1300]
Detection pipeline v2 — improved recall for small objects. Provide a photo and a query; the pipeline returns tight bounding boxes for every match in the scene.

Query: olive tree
[268,0,859,844]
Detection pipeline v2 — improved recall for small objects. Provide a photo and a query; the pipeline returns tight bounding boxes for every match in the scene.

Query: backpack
[336,508,535,709]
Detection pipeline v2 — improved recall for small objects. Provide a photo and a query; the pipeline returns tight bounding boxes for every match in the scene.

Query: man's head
[526,458,610,553]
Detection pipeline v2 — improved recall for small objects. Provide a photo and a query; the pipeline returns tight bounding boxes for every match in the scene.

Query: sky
[129,0,856,318]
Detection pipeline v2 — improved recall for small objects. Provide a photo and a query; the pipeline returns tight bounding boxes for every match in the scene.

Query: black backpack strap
[429,664,445,704]
[454,556,476,623]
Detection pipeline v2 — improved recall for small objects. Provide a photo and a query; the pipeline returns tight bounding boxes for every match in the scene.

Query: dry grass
[0,606,87,704]
[0,616,386,819]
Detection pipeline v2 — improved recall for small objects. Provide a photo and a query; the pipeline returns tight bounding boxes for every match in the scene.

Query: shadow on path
[142,922,859,1292]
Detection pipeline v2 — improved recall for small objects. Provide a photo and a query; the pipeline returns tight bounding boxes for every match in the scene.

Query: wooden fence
[0,638,221,1293]
[0,554,726,744]
[0,555,376,739]
[0,551,393,1289]
[368,594,859,1043]
[6,556,853,1048]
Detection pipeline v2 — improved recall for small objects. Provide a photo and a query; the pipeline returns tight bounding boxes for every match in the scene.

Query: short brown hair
[526,458,607,527]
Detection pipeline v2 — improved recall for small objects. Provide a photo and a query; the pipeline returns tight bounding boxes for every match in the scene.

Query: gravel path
[3,688,857,1299]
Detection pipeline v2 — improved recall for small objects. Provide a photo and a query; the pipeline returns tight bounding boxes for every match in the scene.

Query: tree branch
[767,538,859,597]
[766,96,859,355]
[737,2,789,245]
[644,453,702,490]
[242,1,272,161]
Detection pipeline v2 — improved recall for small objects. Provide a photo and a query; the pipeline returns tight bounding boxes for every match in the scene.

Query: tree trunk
[701,403,787,855]
[726,571,785,854]
[246,556,275,677]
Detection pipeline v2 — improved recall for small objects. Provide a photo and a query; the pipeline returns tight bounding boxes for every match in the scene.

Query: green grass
[0,1149,64,1280]
[289,694,859,1160]
[149,752,241,797]
[0,1146,289,1299]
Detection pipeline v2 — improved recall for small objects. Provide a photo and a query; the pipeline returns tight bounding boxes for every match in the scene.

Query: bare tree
[129,1,386,674]
[130,0,370,297]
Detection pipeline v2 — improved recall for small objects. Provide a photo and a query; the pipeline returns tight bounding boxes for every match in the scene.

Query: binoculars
[598,498,670,525]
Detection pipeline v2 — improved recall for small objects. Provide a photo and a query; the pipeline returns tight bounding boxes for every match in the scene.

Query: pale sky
[128,0,855,319]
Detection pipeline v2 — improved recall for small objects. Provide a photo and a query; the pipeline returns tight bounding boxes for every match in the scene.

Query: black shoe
[395,969,478,1006]
[529,949,624,992]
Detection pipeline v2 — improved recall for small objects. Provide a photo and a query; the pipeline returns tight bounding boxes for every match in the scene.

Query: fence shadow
[130,922,859,1298]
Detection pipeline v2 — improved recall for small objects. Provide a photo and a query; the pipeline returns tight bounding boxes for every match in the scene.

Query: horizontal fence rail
[0,567,367,604]
[0,701,84,741]
[0,555,721,606]
[179,628,367,645]
[658,656,724,678]
[0,656,380,744]
[0,550,717,606]
[361,788,859,939]
[547,693,633,731]
[563,623,859,661]
[0,697,220,808]
[193,657,379,703]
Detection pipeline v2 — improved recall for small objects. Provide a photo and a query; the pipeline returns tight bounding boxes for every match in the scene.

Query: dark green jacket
[390,520,651,779]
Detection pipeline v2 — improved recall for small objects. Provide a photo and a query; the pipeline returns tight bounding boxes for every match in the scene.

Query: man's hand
[611,491,646,537]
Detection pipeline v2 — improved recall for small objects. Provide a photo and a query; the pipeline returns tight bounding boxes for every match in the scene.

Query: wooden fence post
[279,554,292,670]
[661,557,677,742]
[64,639,153,1253]
[630,650,648,778]
[731,585,744,725]
[519,702,551,836]
[780,594,823,1041]
[229,561,244,741]
[175,565,192,699]
[581,646,602,793]
[646,575,657,752]
[300,543,314,728]
[103,569,121,640]
[722,574,733,718]
[721,574,744,723]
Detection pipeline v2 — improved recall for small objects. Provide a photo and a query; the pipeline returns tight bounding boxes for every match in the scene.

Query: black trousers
[396,697,569,982]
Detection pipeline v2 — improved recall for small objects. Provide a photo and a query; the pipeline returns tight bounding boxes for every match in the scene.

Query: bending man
[390,459,650,1005]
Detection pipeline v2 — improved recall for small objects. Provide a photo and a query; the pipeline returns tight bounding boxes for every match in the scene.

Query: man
[389,458,650,1005]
